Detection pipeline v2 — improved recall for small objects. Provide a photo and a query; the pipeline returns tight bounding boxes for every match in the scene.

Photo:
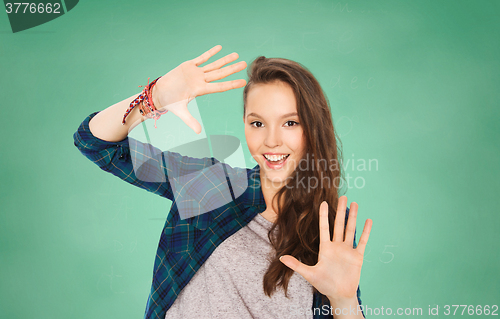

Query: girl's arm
[88,44,247,141]
[88,90,152,143]
[74,45,247,202]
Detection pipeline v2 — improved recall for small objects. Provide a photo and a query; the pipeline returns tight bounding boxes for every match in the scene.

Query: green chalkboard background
[1,0,499,318]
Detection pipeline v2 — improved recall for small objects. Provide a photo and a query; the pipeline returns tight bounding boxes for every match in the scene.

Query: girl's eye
[284,120,299,127]
[250,121,263,128]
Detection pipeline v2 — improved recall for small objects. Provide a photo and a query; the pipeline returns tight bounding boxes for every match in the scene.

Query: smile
[263,154,290,169]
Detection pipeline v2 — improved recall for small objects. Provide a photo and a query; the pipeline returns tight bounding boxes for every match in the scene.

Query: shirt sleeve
[73,111,221,202]
[73,111,176,200]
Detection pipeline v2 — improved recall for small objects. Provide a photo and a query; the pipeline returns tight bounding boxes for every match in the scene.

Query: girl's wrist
[327,295,360,311]
[152,85,162,110]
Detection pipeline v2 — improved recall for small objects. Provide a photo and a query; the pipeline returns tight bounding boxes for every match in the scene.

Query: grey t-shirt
[165,212,314,319]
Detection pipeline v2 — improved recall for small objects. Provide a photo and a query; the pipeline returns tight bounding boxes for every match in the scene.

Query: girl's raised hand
[279,196,372,303]
[152,45,247,134]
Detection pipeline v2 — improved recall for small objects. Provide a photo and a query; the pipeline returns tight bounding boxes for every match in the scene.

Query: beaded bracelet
[122,76,168,128]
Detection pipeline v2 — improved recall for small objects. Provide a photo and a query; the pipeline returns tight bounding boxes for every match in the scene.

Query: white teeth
[263,154,289,162]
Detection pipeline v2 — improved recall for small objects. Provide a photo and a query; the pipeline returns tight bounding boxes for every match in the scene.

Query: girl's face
[244,81,306,186]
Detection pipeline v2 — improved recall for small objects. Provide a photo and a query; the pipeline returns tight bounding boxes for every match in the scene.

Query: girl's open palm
[280,196,372,302]
[152,45,247,134]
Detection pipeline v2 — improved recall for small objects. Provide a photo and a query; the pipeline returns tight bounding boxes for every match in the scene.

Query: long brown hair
[243,56,345,301]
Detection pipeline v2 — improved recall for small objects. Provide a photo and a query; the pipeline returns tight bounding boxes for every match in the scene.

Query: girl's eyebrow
[246,112,298,119]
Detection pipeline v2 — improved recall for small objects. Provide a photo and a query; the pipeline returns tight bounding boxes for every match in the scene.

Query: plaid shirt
[73,111,364,319]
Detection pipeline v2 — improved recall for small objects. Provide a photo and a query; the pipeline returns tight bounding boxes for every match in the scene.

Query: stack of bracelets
[122,76,168,128]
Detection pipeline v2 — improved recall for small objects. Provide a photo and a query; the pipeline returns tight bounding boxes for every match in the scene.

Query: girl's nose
[264,127,282,148]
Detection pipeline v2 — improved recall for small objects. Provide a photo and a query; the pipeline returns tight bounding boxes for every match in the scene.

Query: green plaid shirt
[73,111,364,319]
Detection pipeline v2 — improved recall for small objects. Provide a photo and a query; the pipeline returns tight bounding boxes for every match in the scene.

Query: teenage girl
[74,45,372,319]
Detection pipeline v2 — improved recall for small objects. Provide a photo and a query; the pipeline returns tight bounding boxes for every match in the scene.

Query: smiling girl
[74,45,372,319]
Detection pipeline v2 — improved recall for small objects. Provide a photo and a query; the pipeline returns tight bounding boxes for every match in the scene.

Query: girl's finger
[192,45,222,66]
[204,60,247,83]
[319,201,331,244]
[201,52,240,73]
[344,202,358,244]
[206,79,247,94]
[279,255,313,283]
[333,196,347,242]
[356,219,373,256]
